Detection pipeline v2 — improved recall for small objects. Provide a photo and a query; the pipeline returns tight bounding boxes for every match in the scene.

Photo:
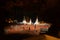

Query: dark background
[0,0,60,38]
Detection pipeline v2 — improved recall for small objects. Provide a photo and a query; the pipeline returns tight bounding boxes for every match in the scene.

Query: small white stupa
[27,19,32,25]
[22,16,27,24]
[34,17,40,25]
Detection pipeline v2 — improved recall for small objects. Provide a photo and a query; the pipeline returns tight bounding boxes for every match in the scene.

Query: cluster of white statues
[20,16,40,25]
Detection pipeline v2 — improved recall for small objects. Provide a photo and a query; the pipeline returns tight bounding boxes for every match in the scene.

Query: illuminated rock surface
[23,34,60,40]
